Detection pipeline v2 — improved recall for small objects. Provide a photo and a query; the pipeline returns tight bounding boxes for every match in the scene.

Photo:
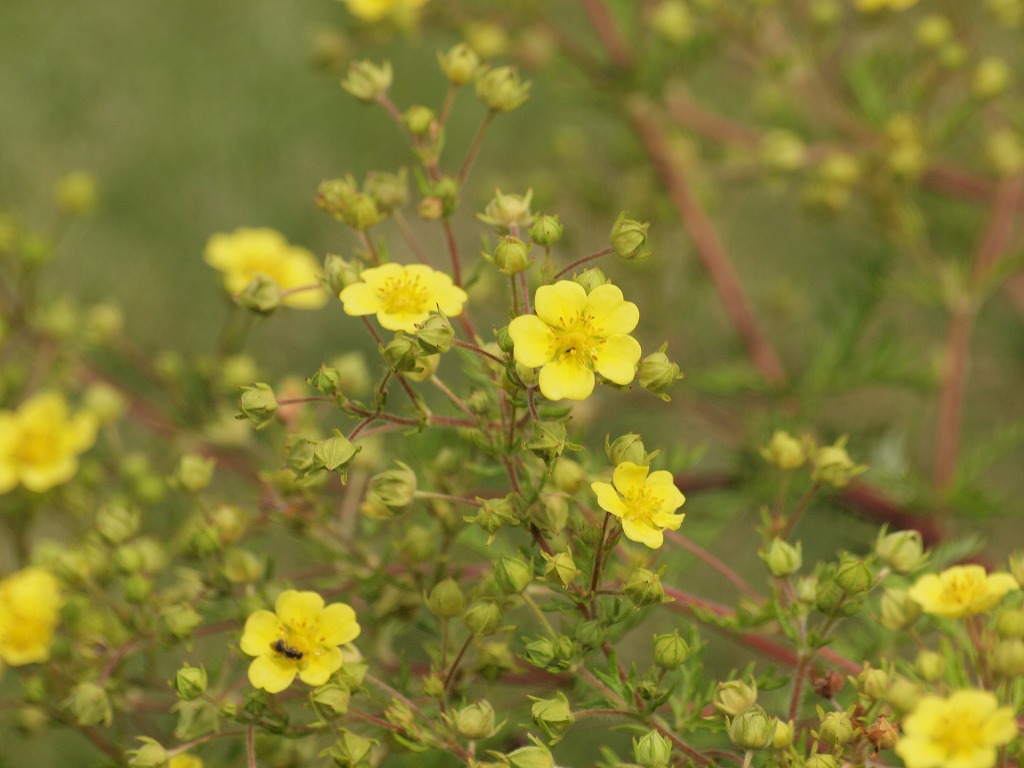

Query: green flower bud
[383,334,422,372]
[235,274,282,314]
[238,383,278,429]
[478,189,533,231]
[996,608,1024,638]
[491,236,534,276]
[402,104,435,136]
[175,453,215,493]
[650,0,694,44]
[916,15,952,48]
[525,421,572,463]
[65,682,113,728]
[22,233,54,267]
[987,129,1024,177]
[530,692,574,743]
[393,525,433,566]
[475,66,531,113]
[573,619,606,649]
[866,716,899,751]
[344,193,386,232]
[475,641,514,679]
[429,175,460,217]
[505,743,555,768]
[116,537,169,574]
[312,432,361,473]
[550,458,584,494]
[312,683,352,717]
[54,171,98,216]
[366,169,409,212]
[760,539,802,577]
[317,176,359,217]
[453,699,498,740]
[714,678,758,716]
[803,755,839,768]
[653,630,690,669]
[816,708,856,745]
[885,676,923,714]
[426,578,465,619]
[341,59,392,103]
[466,495,521,543]
[541,550,581,587]
[940,42,968,69]
[973,56,1012,99]
[771,719,794,749]
[324,253,361,293]
[83,382,125,424]
[309,365,343,396]
[633,729,672,768]
[728,706,775,750]
[880,587,922,630]
[369,461,417,510]
[415,312,454,354]
[835,553,873,595]
[991,638,1024,677]
[529,494,568,536]
[96,502,141,544]
[464,600,503,636]
[163,604,202,638]
[811,437,867,488]
[624,568,668,608]
[418,196,444,220]
[875,528,926,573]
[528,214,563,247]
[760,430,807,470]
[610,212,652,260]
[222,548,264,584]
[325,729,376,767]
[494,555,533,594]
[173,699,220,741]
[855,666,890,701]
[521,637,556,669]
[438,43,480,86]
[573,267,610,293]
[123,573,154,603]
[760,130,806,173]
[914,650,946,682]
[173,664,208,701]
[638,346,683,401]
[815,579,848,616]
[128,737,168,768]
[84,302,124,344]
[606,432,648,466]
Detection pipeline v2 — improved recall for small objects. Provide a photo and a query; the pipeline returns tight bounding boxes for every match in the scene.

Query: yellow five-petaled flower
[0,566,62,666]
[241,590,361,693]
[508,281,642,401]
[340,0,427,21]
[339,262,468,332]
[592,461,685,549]
[908,565,1019,618]
[204,227,327,309]
[0,391,97,494]
[896,689,1018,768]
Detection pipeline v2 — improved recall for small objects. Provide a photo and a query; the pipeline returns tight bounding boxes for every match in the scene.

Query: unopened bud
[466,495,520,542]
[880,587,922,630]
[886,676,923,714]
[541,550,580,588]
[323,254,361,293]
[761,539,802,577]
[524,421,572,463]
[317,177,358,217]
[463,600,503,635]
[415,312,454,354]
[505,742,555,768]
[835,553,873,595]
[633,729,673,768]
[173,664,208,700]
[530,692,574,743]
[855,666,890,701]
[812,437,867,488]
[760,130,806,173]
[341,60,392,103]
[991,638,1024,677]
[475,66,531,113]
[610,212,652,260]
[238,383,278,429]
[606,432,648,466]
[973,57,1012,99]
[128,737,168,768]
[325,729,376,767]
[491,236,533,276]
[528,214,563,247]
[573,267,610,293]
[54,171,98,216]
[996,608,1024,638]
[235,274,282,314]
[175,454,215,493]
[714,678,757,716]
[365,169,408,211]
[760,431,807,470]
[402,105,435,136]
[816,708,855,745]
[438,43,480,86]
[494,555,533,594]
[638,346,683,401]
[313,433,360,473]
[653,630,690,669]
[312,683,351,717]
[453,699,498,740]
[804,754,839,768]
[876,528,926,573]
[96,503,141,544]
[64,682,113,727]
[478,190,533,231]
[369,461,417,510]
[426,578,464,619]
[727,706,775,750]
[916,15,952,48]
[771,718,793,749]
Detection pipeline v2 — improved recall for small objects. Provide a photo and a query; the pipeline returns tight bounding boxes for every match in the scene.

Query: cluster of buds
[316,174,390,232]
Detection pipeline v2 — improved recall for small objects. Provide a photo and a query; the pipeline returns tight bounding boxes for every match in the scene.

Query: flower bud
[886,676,923,714]
[438,43,480,86]
[875,528,926,573]
[317,176,359,217]
[238,383,278,429]
[880,587,922,630]
[163,604,202,638]
[426,578,464,619]
[914,649,946,681]
[610,212,652,260]
[428,176,460,218]
[418,196,444,220]
[606,432,648,466]
[415,312,454,354]
[325,729,376,767]
[996,608,1024,638]
[312,683,352,717]
[83,382,126,424]
[173,699,219,741]
[633,729,672,768]
[64,682,113,727]
[816,708,855,745]
[625,568,668,608]
[728,706,775,750]
[22,233,55,267]
[811,437,867,488]
[402,104,435,136]
[760,130,806,173]
[528,214,563,247]
[803,755,839,768]
[341,60,392,103]
[175,454,215,493]
[475,66,531,112]
[491,236,534,276]
[365,169,408,211]
[235,274,282,314]
[383,334,422,373]
[653,630,690,669]
[308,364,343,396]
[529,494,568,536]
[54,170,98,215]
[865,716,899,751]
[574,619,606,649]
[987,129,1024,177]
[855,666,890,701]
[973,56,1011,99]
[638,347,683,401]
[834,553,873,595]
[714,678,758,716]
[369,461,417,510]
[531,692,574,743]
[128,737,168,768]
[991,638,1024,677]
[463,600,503,636]
[505,742,555,768]
[494,555,533,594]
[453,699,498,740]
[96,502,141,544]
[478,190,533,231]
[541,550,580,588]
[650,0,694,44]
[313,433,360,473]
[761,539,802,577]
[222,548,264,584]
[84,302,124,344]
[916,15,952,48]
[323,254,361,293]
[524,421,572,463]
[466,495,521,543]
[173,664,208,700]
[771,719,794,749]
[760,431,807,470]
[573,267,610,293]
[345,194,386,232]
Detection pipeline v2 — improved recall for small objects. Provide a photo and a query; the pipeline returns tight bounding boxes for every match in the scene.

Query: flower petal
[339,282,382,317]
[621,518,664,549]
[535,281,587,328]
[612,462,649,496]
[276,590,324,630]
[646,470,686,513]
[248,654,297,693]
[240,610,285,657]
[319,603,360,646]
[538,358,595,401]
[299,645,344,686]
[593,334,641,385]
[652,511,685,531]
[432,283,469,317]
[377,309,428,332]
[359,263,403,289]
[509,315,554,368]
[591,481,627,518]
[586,284,639,335]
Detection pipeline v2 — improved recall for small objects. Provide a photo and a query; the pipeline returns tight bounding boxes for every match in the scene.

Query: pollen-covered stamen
[377,274,432,315]
[621,487,663,524]
[552,312,605,367]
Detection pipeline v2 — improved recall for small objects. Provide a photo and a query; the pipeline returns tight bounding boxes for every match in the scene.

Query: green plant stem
[247,725,257,768]
[452,337,506,365]
[442,634,474,694]
[457,112,494,184]
[779,483,820,538]
[521,590,556,637]
[430,374,475,418]
[394,210,431,264]
[553,246,614,278]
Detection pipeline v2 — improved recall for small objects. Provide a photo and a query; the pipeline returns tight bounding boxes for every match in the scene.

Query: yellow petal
[538,358,595,401]
[240,610,284,656]
[248,654,297,693]
[647,470,686,512]
[591,481,627,518]
[652,512,685,531]
[432,283,469,316]
[895,737,946,768]
[593,334,641,385]
[980,705,1019,746]
[21,457,77,493]
[508,315,554,368]
[299,645,344,686]
[339,282,383,317]
[276,590,324,630]
[535,281,587,328]
[612,461,649,497]
[359,262,404,289]
[319,603,360,646]
[377,309,427,332]
[586,284,639,335]
[622,518,664,549]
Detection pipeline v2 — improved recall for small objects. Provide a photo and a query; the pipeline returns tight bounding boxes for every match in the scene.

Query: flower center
[552,313,603,367]
[622,487,662,524]
[11,424,56,467]
[934,708,983,754]
[271,623,323,665]
[941,573,983,606]
[378,274,431,316]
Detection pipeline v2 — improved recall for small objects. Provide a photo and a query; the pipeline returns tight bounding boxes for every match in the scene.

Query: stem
[442,634,474,694]
[394,211,431,265]
[457,112,494,184]
[430,374,475,418]
[579,0,634,70]
[788,654,812,723]
[414,490,478,506]
[442,218,464,289]
[452,337,507,365]
[590,512,612,597]
[247,726,257,768]
[779,483,820,538]
[553,247,614,279]
[521,590,556,637]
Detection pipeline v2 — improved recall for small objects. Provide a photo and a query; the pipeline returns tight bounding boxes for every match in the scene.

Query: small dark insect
[270,638,304,660]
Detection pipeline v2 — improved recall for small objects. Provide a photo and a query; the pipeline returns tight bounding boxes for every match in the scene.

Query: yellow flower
[240,590,360,693]
[339,263,467,332]
[0,567,62,666]
[909,565,1019,618]
[204,228,327,309]
[340,0,427,21]
[0,391,97,494]
[508,281,642,401]
[855,0,919,11]
[591,462,685,548]
[896,689,1018,768]
[170,756,204,768]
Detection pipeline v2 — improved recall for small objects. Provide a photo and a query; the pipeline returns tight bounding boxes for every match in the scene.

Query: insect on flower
[270,638,304,660]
